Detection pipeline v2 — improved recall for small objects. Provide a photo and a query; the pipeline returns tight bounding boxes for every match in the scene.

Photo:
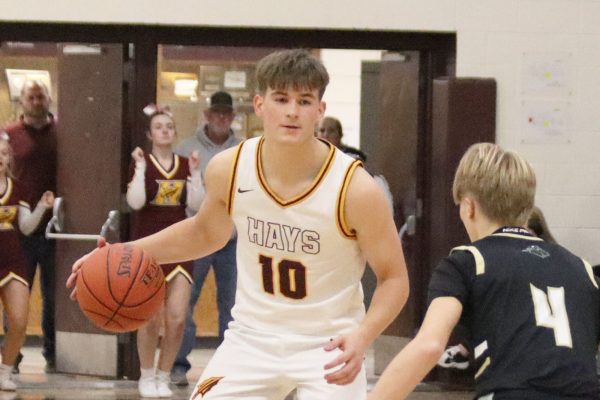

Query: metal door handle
[45,197,119,241]
[398,215,416,241]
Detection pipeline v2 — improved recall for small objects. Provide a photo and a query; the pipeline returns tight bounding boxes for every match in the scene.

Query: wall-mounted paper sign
[521,52,572,97]
[224,71,247,89]
[5,69,52,100]
[521,100,571,144]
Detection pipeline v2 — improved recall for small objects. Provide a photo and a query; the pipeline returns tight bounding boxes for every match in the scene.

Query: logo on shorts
[193,376,224,398]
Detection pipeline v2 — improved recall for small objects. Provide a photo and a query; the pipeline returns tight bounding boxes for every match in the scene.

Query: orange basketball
[76,243,165,333]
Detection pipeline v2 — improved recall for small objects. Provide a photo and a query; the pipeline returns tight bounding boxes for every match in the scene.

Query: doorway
[1,22,457,379]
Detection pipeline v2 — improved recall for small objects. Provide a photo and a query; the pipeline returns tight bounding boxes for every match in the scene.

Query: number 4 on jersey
[529,284,573,348]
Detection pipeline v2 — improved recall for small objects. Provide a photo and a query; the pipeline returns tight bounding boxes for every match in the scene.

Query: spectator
[318,116,367,162]
[3,80,57,373]
[527,205,557,244]
[170,91,241,387]
[126,105,203,398]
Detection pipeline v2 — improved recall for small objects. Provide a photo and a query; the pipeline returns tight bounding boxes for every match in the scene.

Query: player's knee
[166,310,186,331]
[416,338,446,361]
[7,316,27,336]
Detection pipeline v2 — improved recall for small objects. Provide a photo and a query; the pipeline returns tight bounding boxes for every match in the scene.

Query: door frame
[1,21,459,374]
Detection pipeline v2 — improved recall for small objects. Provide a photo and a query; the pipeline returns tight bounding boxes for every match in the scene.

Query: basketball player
[369,143,600,400]
[126,105,203,398]
[0,134,54,390]
[68,49,409,400]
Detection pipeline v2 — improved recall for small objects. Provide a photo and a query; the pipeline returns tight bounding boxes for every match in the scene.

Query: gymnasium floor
[4,345,473,399]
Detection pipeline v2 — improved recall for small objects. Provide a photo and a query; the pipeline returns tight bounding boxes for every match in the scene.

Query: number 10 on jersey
[259,255,307,300]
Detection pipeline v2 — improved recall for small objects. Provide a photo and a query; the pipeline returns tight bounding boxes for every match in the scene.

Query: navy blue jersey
[429,227,600,399]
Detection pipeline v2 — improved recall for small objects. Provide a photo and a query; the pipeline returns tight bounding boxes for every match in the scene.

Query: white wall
[321,49,383,149]
[4,0,600,262]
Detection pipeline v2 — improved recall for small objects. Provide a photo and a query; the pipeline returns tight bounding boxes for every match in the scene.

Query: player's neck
[260,138,328,196]
[468,216,504,242]
[151,146,174,169]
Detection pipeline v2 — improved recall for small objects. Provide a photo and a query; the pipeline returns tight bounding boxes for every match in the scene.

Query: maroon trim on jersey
[336,159,362,239]
[256,137,336,208]
[227,140,246,215]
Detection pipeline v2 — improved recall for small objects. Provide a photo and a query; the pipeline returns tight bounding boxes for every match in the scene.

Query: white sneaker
[138,375,159,398]
[156,374,173,398]
[0,372,16,391]
[437,345,470,370]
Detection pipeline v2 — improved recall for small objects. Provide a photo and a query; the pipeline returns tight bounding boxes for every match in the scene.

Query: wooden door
[54,43,129,377]
[360,53,422,373]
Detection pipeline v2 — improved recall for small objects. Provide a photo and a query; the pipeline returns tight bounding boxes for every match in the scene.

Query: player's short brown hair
[453,142,536,226]
[255,49,330,99]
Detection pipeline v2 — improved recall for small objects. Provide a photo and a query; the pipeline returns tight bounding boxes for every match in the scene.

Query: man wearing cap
[171,91,241,387]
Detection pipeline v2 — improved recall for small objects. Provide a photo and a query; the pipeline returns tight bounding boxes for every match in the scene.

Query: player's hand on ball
[323,331,368,385]
[66,237,107,300]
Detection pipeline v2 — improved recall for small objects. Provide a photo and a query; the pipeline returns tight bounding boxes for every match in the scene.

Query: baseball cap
[209,91,233,111]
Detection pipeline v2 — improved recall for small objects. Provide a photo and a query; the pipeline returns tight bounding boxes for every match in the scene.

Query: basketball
[76,243,165,333]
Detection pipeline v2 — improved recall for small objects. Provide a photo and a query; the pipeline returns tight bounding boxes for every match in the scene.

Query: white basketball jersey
[227,137,367,337]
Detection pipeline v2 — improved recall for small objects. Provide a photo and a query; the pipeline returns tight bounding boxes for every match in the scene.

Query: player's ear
[318,100,326,118]
[253,93,264,117]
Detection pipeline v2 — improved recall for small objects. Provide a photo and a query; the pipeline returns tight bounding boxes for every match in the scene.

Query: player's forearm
[129,216,226,265]
[359,272,409,346]
[368,336,443,400]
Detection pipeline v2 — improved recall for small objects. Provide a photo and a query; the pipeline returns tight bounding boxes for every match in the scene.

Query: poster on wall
[5,69,51,100]
[521,52,573,98]
[521,100,571,144]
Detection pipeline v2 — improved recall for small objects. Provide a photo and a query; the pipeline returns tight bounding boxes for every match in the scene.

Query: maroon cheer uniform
[0,178,32,287]
[129,153,192,282]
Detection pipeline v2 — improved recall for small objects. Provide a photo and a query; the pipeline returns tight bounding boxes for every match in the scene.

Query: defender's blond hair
[453,143,536,226]
[255,49,329,99]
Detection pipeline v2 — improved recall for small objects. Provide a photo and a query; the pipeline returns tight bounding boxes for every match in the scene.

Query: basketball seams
[119,277,164,307]
[79,261,117,314]
[76,243,165,332]
[105,245,147,327]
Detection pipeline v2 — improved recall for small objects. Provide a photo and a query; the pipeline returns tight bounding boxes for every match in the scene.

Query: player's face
[20,85,51,119]
[0,141,10,176]
[148,114,176,147]
[254,86,325,145]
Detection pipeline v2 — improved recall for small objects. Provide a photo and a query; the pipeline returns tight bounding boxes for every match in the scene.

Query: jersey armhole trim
[226,140,246,216]
[582,259,599,289]
[336,159,363,239]
[451,245,485,275]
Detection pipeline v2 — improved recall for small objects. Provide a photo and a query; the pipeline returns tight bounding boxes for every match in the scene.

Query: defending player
[68,49,409,400]
[369,143,600,400]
